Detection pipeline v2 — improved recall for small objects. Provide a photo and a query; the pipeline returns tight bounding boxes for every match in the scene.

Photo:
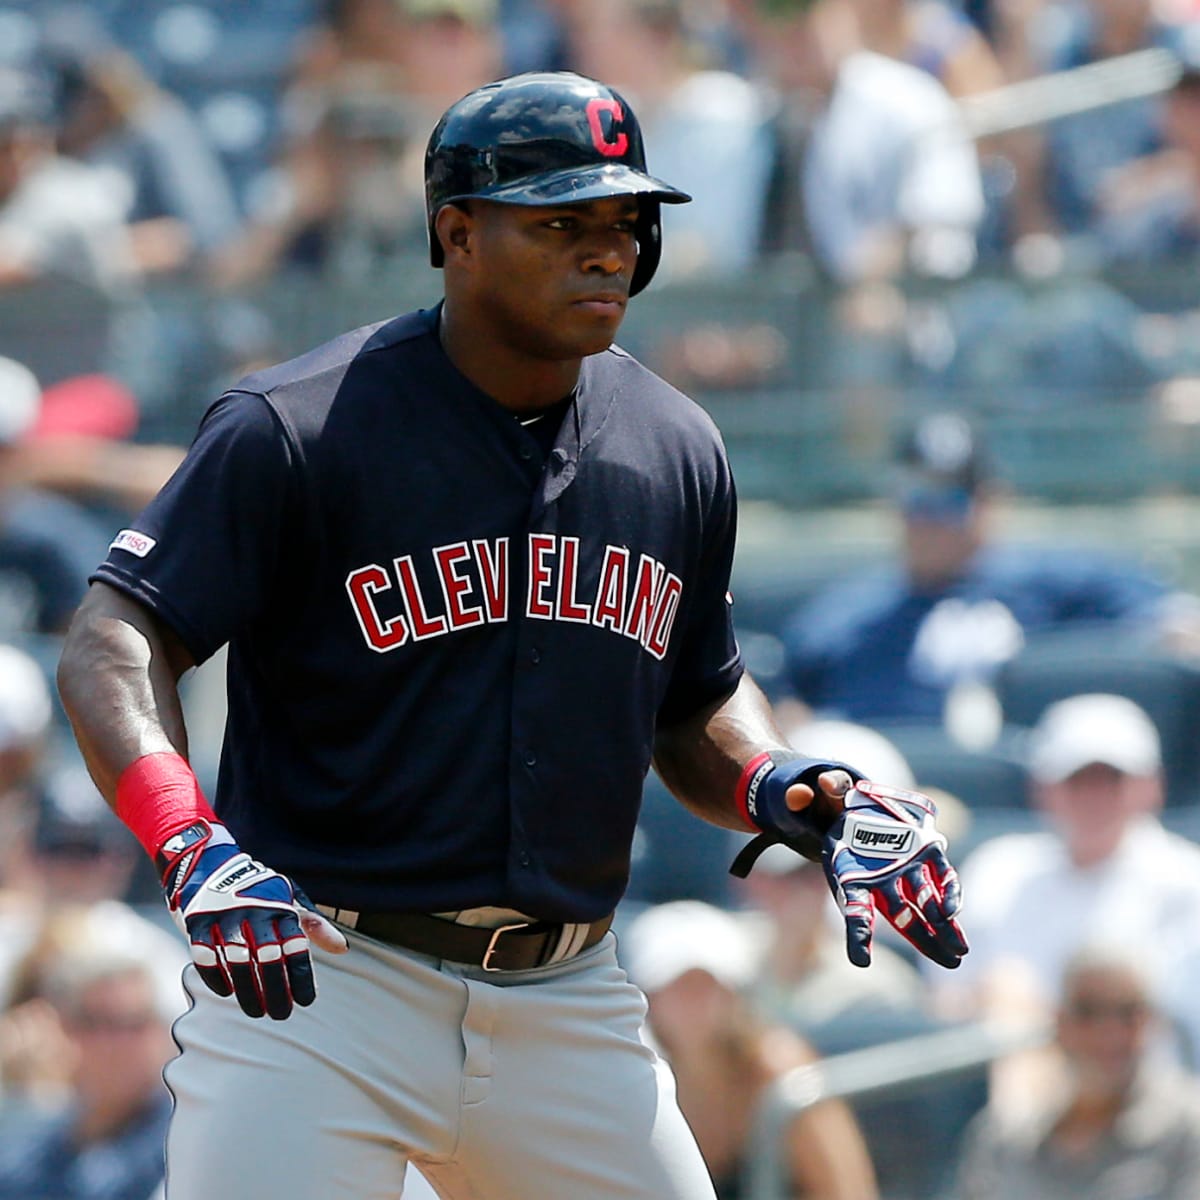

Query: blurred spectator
[42,7,243,277]
[215,0,502,288]
[21,767,140,908]
[0,356,113,637]
[1093,33,1200,260]
[288,0,414,98]
[850,0,1007,96]
[932,693,1200,1062]
[779,412,1184,724]
[955,942,1200,1199]
[1035,0,1179,245]
[744,0,985,282]
[622,899,880,1200]
[567,0,777,280]
[0,65,136,295]
[0,903,184,1198]
[0,641,52,815]
[0,762,168,1012]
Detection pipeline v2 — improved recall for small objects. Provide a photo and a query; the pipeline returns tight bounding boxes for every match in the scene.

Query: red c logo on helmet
[586,98,629,158]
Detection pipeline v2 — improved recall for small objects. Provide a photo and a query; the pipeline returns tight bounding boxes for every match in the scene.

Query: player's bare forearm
[57,581,196,805]
[652,672,794,830]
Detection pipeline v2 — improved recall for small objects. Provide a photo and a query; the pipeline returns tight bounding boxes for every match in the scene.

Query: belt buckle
[481,922,533,972]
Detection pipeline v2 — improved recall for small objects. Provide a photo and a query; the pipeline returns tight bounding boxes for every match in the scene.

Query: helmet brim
[448,162,691,207]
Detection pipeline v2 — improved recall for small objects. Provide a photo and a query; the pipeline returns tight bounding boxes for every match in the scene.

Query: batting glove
[822,781,967,970]
[158,819,334,1019]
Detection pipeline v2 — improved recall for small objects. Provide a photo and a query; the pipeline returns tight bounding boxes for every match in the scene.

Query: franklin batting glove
[159,820,326,1019]
[822,781,968,970]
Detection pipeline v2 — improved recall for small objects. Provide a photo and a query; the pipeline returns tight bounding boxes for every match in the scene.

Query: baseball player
[56,72,967,1200]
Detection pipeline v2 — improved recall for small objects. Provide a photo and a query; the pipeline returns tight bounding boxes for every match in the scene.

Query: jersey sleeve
[90,391,302,664]
[656,447,744,727]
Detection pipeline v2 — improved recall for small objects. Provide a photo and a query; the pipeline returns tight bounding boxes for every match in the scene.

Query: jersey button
[519,446,533,461]
[529,648,541,665]
[523,750,537,768]
[518,852,531,867]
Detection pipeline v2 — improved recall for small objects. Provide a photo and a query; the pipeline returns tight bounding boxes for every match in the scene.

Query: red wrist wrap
[735,751,774,829]
[114,752,219,860]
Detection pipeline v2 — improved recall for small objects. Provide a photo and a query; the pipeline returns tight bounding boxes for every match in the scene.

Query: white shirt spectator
[940,815,1200,1057]
[0,155,136,293]
[640,69,776,280]
[803,50,984,282]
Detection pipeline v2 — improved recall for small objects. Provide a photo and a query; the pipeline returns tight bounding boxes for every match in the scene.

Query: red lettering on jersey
[586,98,629,158]
[527,533,556,619]
[555,536,592,624]
[646,573,683,660]
[394,555,448,640]
[473,537,509,623]
[624,554,665,647]
[434,542,485,630]
[592,545,629,633]
[345,564,409,652]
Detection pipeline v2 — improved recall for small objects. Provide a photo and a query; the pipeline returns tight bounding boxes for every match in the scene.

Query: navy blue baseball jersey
[92,306,743,922]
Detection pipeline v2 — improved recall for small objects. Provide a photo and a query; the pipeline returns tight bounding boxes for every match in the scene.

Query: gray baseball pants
[163,927,717,1198]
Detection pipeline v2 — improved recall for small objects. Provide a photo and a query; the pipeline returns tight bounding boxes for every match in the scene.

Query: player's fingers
[272,913,316,1009]
[905,865,969,961]
[292,885,349,954]
[784,781,815,812]
[816,769,855,800]
[186,920,234,998]
[297,909,349,955]
[884,879,963,970]
[874,875,960,969]
[927,847,965,920]
[216,915,267,1019]
[244,912,294,1021]
[838,883,876,968]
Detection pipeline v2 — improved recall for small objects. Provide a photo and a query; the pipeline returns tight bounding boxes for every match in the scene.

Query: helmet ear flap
[629,200,662,297]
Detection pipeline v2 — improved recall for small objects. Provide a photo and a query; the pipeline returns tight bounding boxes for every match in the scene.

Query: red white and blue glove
[730,753,967,970]
[822,781,967,970]
[158,819,340,1019]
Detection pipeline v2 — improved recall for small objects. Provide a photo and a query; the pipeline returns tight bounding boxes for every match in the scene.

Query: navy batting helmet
[424,72,691,296]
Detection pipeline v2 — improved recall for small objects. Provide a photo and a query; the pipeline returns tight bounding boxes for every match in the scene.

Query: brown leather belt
[316,906,613,972]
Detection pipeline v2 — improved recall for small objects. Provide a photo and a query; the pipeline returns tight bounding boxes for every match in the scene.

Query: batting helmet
[424,72,691,296]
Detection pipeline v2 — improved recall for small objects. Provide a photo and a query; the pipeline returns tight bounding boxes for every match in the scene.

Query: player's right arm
[58,582,346,1019]
[58,582,195,797]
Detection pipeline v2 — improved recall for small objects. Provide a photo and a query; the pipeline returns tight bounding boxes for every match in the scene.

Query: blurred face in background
[646,967,743,1056]
[899,484,987,590]
[397,8,502,112]
[741,0,856,96]
[1089,0,1153,54]
[1057,961,1153,1099]
[1165,81,1200,159]
[0,123,49,204]
[1034,763,1161,868]
[61,970,173,1122]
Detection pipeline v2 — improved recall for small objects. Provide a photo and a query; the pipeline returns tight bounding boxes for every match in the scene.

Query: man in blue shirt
[782,412,1170,723]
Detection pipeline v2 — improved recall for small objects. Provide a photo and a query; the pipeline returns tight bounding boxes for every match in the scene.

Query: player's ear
[435,202,475,267]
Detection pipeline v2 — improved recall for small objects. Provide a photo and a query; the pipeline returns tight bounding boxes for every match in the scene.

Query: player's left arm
[652,671,848,834]
[652,672,968,969]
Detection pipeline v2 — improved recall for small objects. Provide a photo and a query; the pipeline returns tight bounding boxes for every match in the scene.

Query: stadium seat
[992,627,1200,806]
[868,720,1030,812]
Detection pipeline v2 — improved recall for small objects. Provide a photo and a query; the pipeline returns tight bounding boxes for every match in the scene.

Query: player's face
[464,195,641,359]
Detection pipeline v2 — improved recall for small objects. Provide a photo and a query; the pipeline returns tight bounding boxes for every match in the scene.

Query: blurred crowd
[3,0,1200,1197]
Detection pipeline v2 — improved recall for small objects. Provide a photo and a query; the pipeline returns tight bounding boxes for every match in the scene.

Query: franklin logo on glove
[849,823,915,854]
